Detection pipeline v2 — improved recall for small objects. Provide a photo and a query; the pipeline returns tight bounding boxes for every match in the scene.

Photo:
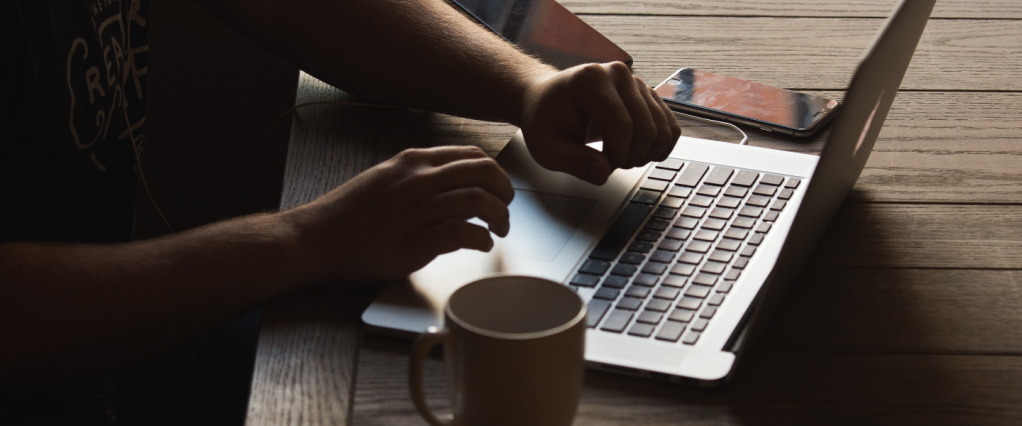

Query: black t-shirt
[1,0,149,243]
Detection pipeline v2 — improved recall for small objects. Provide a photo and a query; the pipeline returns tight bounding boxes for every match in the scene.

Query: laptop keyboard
[570,158,800,345]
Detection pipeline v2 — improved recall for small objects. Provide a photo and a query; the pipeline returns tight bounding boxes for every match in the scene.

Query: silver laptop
[363,0,935,384]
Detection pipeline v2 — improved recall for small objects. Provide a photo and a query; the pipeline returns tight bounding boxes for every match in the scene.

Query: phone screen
[654,69,838,133]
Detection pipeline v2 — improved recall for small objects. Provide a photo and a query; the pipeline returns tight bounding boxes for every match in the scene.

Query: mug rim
[445,274,587,341]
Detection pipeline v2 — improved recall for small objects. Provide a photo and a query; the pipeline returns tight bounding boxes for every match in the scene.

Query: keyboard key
[689,195,714,207]
[658,239,684,252]
[678,251,703,265]
[662,274,688,286]
[708,293,725,306]
[650,250,675,263]
[677,297,702,310]
[631,189,660,204]
[636,229,661,242]
[681,206,707,218]
[602,275,629,289]
[731,170,758,187]
[682,331,701,345]
[724,269,741,281]
[611,264,638,276]
[716,238,741,251]
[676,163,709,187]
[645,298,672,312]
[748,233,765,245]
[763,211,779,222]
[600,309,634,333]
[700,306,718,319]
[637,310,664,324]
[708,207,734,220]
[741,246,757,257]
[760,174,785,186]
[717,281,734,293]
[739,206,764,218]
[752,184,776,196]
[724,186,748,198]
[640,179,669,192]
[579,259,610,275]
[697,184,721,197]
[733,257,749,269]
[616,297,643,310]
[653,206,678,219]
[778,188,794,200]
[694,229,719,241]
[716,196,741,209]
[708,250,733,263]
[670,263,696,277]
[757,222,772,233]
[687,241,712,253]
[657,158,684,170]
[784,177,801,188]
[746,195,771,207]
[570,274,600,287]
[704,166,735,186]
[701,261,727,274]
[686,284,713,298]
[770,200,787,211]
[642,262,669,276]
[594,287,620,300]
[645,218,671,231]
[660,196,685,208]
[701,218,727,231]
[668,186,692,198]
[654,286,681,300]
[693,273,718,286]
[648,169,677,181]
[655,321,687,342]
[587,299,612,327]
[724,228,749,240]
[731,216,756,228]
[634,273,660,286]
[590,203,652,260]
[628,241,653,253]
[624,286,651,299]
[674,216,699,229]
[666,228,691,240]
[619,252,645,265]
[690,318,709,331]
[628,323,656,337]
[669,308,696,323]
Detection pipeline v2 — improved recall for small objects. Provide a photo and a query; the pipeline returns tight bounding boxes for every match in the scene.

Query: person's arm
[0,146,512,386]
[194,0,681,184]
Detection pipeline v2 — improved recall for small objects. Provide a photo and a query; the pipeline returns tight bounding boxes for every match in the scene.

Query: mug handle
[409,326,455,426]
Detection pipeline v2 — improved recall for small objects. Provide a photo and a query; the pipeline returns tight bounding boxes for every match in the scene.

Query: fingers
[526,134,611,185]
[396,145,489,167]
[407,156,515,204]
[419,221,495,255]
[640,85,682,162]
[418,187,511,237]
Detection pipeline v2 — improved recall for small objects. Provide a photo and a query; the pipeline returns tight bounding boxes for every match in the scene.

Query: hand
[518,62,682,184]
[281,146,514,284]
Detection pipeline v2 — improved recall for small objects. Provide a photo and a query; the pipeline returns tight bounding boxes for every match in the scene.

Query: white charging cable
[671,110,749,145]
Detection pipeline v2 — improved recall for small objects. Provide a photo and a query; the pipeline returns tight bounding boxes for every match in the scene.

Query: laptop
[363,0,936,384]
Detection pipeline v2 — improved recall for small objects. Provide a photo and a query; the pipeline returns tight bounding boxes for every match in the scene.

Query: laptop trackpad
[497,189,596,261]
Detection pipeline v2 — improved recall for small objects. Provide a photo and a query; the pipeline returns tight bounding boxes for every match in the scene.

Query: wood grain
[563,0,1022,19]
[582,16,1022,92]
[351,339,1022,426]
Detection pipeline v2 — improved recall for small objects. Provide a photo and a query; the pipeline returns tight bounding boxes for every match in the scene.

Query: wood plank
[563,0,1022,19]
[581,16,1022,91]
[764,269,1022,354]
[248,73,383,426]
[351,340,1022,425]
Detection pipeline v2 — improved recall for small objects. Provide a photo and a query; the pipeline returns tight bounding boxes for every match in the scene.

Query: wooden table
[245,1,1022,424]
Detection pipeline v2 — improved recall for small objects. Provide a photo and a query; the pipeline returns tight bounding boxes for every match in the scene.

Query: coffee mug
[408,275,587,426]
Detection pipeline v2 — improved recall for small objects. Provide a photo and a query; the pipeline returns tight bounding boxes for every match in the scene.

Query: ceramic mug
[409,275,587,426]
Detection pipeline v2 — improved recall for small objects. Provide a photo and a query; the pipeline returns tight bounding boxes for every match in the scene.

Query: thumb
[525,133,612,185]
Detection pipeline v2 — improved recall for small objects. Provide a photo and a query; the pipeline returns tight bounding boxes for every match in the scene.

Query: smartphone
[654,68,840,137]
[447,0,632,69]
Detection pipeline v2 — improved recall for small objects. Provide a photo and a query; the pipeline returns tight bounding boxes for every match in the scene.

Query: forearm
[197,0,556,125]
[0,212,304,386]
